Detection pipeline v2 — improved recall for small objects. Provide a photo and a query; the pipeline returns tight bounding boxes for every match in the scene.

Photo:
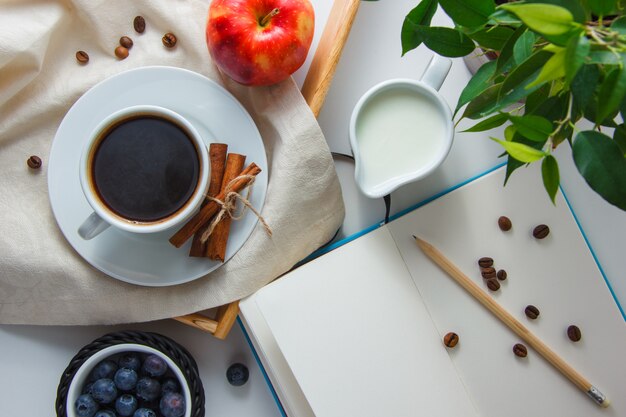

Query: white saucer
[48,66,268,286]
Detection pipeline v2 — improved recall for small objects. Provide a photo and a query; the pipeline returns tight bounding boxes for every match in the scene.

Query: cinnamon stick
[190,143,228,257]
[169,162,262,248]
[205,153,246,261]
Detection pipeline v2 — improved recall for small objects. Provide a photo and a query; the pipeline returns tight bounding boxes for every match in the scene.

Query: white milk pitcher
[349,55,454,199]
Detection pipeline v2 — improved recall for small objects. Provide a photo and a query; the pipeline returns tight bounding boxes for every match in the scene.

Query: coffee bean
[496,269,507,281]
[524,305,540,320]
[481,267,497,279]
[478,257,493,268]
[75,50,89,64]
[162,32,177,48]
[119,36,133,49]
[567,325,582,342]
[115,46,129,59]
[513,343,528,357]
[443,332,459,348]
[27,155,42,169]
[486,279,500,291]
[498,216,512,231]
[133,16,146,33]
[533,224,550,239]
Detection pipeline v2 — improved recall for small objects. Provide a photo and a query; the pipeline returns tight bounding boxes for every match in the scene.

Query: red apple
[206,0,315,86]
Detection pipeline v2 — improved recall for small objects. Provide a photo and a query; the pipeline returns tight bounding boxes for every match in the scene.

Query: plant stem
[260,8,280,26]
[587,28,608,45]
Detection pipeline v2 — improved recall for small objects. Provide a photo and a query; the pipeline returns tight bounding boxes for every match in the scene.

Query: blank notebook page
[255,226,478,417]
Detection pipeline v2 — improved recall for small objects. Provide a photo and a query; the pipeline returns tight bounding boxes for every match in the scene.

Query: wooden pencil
[413,235,609,408]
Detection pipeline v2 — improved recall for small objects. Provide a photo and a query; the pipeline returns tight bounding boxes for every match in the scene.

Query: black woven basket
[55,330,205,417]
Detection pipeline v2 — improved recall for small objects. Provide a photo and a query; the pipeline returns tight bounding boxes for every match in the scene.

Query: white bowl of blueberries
[67,344,192,417]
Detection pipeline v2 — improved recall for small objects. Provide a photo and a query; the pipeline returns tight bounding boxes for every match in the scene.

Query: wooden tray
[173,0,361,339]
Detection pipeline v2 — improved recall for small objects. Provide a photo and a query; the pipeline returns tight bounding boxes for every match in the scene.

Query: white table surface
[2,2,625,416]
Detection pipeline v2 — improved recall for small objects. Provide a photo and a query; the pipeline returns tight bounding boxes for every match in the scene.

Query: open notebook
[239,165,625,417]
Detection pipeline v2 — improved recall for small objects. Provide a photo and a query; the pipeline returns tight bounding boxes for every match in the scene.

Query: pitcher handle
[420,54,452,91]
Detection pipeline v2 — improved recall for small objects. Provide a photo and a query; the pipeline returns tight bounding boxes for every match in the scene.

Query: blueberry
[115,394,138,417]
[133,408,156,417]
[114,368,138,391]
[141,354,168,377]
[90,378,118,404]
[82,382,94,395]
[135,377,161,401]
[159,392,186,417]
[226,363,249,386]
[75,393,99,417]
[118,353,141,371]
[90,360,119,381]
[136,399,159,413]
[160,378,180,395]
[94,410,117,417]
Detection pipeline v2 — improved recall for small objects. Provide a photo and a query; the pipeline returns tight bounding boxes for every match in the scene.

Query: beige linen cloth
[0,0,345,324]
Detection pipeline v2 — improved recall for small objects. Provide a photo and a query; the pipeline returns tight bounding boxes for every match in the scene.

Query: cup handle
[420,54,453,91]
[78,212,110,240]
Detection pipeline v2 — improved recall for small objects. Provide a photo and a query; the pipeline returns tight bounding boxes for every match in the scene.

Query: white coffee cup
[78,105,209,240]
[349,55,454,198]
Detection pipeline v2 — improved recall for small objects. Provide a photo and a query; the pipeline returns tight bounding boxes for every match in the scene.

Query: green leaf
[503,132,546,184]
[613,125,626,156]
[509,115,554,142]
[527,48,567,88]
[401,0,439,56]
[552,122,573,147]
[541,155,560,204]
[573,131,626,210]
[464,73,546,120]
[525,84,551,114]
[504,125,517,141]
[513,30,535,64]
[613,124,626,156]
[571,64,600,114]
[588,50,621,64]
[501,50,552,97]
[462,83,502,119]
[416,26,476,57]
[497,70,548,108]
[598,65,626,123]
[468,26,515,50]
[505,84,545,110]
[500,3,575,36]
[491,137,548,162]
[586,103,620,127]
[564,35,590,84]
[439,0,495,28]
[463,50,552,120]
[505,155,526,184]
[611,16,626,35]
[527,0,587,23]
[496,25,526,73]
[531,94,570,123]
[455,60,496,116]
[543,28,583,47]
[489,8,522,25]
[462,113,509,132]
[587,0,617,16]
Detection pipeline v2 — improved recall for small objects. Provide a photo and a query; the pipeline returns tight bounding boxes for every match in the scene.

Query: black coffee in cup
[88,115,200,223]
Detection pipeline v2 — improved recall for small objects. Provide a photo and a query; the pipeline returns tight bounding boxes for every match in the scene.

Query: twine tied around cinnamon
[199,174,272,243]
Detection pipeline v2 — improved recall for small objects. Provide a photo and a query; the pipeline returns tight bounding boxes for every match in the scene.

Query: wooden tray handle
[173,301,239,340]
[302,0,361,117]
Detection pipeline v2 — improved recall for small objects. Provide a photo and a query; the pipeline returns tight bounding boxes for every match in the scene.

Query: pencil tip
[412,235,417,239]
